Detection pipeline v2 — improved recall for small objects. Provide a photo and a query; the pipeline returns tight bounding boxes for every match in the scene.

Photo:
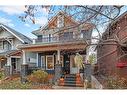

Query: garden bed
[0,77,53,89]
[0,69,5,80]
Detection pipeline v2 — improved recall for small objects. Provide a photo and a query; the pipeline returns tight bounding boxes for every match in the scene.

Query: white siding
[13,38,22,49]
[26,52,37,67]
[0,30,13,39]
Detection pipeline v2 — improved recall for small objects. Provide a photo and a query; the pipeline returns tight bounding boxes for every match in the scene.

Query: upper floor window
[57,15,64,28]
[3,40,12,50]
[37,35,42,41]
[59,32,73,41]
[80,30,91,40]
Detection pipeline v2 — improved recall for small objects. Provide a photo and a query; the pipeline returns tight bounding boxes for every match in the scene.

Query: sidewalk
[52,85,86,89]
[52,82,86,89]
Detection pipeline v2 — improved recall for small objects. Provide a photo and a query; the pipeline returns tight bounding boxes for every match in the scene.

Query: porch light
[116,62,127,68]
[1,58,5,61]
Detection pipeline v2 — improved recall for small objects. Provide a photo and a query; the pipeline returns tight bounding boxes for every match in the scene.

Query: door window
[46,55,54,70]
[41,56,45,70]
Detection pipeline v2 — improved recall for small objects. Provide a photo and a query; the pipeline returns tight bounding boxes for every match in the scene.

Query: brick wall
[97,12,127,82]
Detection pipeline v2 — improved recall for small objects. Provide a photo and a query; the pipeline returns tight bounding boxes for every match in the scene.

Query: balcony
[33,34,85,44]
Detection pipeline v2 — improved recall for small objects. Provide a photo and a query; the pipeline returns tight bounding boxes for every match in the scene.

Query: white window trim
[41,56,45,70]
[46,55,54,70]
[36,53,38,67]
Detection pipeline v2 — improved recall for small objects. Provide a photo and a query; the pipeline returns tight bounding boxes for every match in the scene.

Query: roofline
[17,40,87,49]
[0,24,25,43]
[110,11,127,26]
[32,11,79,35]
[104,11,127,35]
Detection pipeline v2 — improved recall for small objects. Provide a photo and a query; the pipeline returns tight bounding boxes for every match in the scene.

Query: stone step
[64,83,84,87]
[64,78,76,81]
[64,81,76,84]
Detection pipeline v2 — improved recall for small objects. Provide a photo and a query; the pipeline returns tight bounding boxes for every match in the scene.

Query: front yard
[0,77,53,89]
[0,70,53,89]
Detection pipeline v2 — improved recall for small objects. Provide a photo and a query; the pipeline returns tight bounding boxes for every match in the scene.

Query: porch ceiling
[18,41,87,52]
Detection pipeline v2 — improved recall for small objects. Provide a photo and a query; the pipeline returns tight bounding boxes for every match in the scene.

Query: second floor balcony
[33,32,91,44]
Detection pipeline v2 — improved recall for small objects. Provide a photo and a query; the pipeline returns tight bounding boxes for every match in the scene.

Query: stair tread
[59,74,84,87]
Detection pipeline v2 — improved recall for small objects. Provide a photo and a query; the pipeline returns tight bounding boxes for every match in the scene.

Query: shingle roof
[0,23,32,44]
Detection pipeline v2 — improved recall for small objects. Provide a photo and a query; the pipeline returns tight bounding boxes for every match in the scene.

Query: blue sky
[0,6,48,39]
[0,6,126,39]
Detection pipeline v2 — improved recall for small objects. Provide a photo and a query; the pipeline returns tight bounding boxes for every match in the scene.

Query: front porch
[0,50,22,76]
[20,41,88,86]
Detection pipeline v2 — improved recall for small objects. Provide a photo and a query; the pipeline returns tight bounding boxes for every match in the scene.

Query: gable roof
[0,23,32,44]
[32,11,79,35]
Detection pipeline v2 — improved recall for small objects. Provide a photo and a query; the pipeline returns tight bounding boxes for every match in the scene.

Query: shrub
[0,70,5,80]
[27,70,49,84]
[107,75,127,89]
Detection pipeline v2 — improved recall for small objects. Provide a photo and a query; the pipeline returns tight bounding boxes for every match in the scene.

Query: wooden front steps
[59,74,84,87]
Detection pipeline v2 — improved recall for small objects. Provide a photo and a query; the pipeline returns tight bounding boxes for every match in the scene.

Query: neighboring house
[18,11,94,85]
[0,23,32,74]
[96,11,127,82]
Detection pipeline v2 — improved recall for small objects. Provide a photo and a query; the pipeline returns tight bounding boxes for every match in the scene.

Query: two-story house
[18,11,94,86]
[0,23,32,75]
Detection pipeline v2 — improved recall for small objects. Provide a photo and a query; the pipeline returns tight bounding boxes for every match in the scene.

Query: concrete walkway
[52,85,86,89]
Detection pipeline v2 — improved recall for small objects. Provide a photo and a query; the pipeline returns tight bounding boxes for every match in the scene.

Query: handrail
[34,34,84,43]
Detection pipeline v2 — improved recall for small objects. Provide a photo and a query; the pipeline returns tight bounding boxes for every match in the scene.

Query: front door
[63,54,70,74]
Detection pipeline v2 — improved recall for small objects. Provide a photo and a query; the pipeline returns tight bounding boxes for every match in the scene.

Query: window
[46,55,54,70]
[37,35,42,41]
[0,41,3,49]
[80,32,84,38]
[63,32,73,40]
[57,15,64,27]
[3,41,11,50]
[41,56,45,70]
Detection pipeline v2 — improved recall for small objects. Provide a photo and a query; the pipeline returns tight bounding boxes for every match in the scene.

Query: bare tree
[19,5,125,62]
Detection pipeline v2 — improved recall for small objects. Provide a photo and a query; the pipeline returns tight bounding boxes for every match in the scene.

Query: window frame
[41,56,45,70]
[46,55,54,70]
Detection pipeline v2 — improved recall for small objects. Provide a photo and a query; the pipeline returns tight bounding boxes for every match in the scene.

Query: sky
[0,6,49,39]
[0,6,126,39]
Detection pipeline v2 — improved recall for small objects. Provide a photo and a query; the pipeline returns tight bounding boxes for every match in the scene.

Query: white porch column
[21,50,28,83]
[57,50,60,64]
[7,57,11,66]
[22,50,27,65]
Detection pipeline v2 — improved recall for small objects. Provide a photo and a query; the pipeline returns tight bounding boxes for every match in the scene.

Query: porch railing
[33,34,84,44]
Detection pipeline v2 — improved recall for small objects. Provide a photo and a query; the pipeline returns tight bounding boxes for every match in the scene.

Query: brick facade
[97,12,127,81]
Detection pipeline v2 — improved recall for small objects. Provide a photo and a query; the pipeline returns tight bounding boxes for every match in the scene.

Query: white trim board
[0,24,24,43]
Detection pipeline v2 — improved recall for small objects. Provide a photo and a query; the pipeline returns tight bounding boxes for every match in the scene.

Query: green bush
[0,78,32,89]
[0,70,4,80]
[27,70,49,84]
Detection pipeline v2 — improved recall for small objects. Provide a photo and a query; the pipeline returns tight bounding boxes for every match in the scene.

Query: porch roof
[0,50,21,57]
[17,40,87,52]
